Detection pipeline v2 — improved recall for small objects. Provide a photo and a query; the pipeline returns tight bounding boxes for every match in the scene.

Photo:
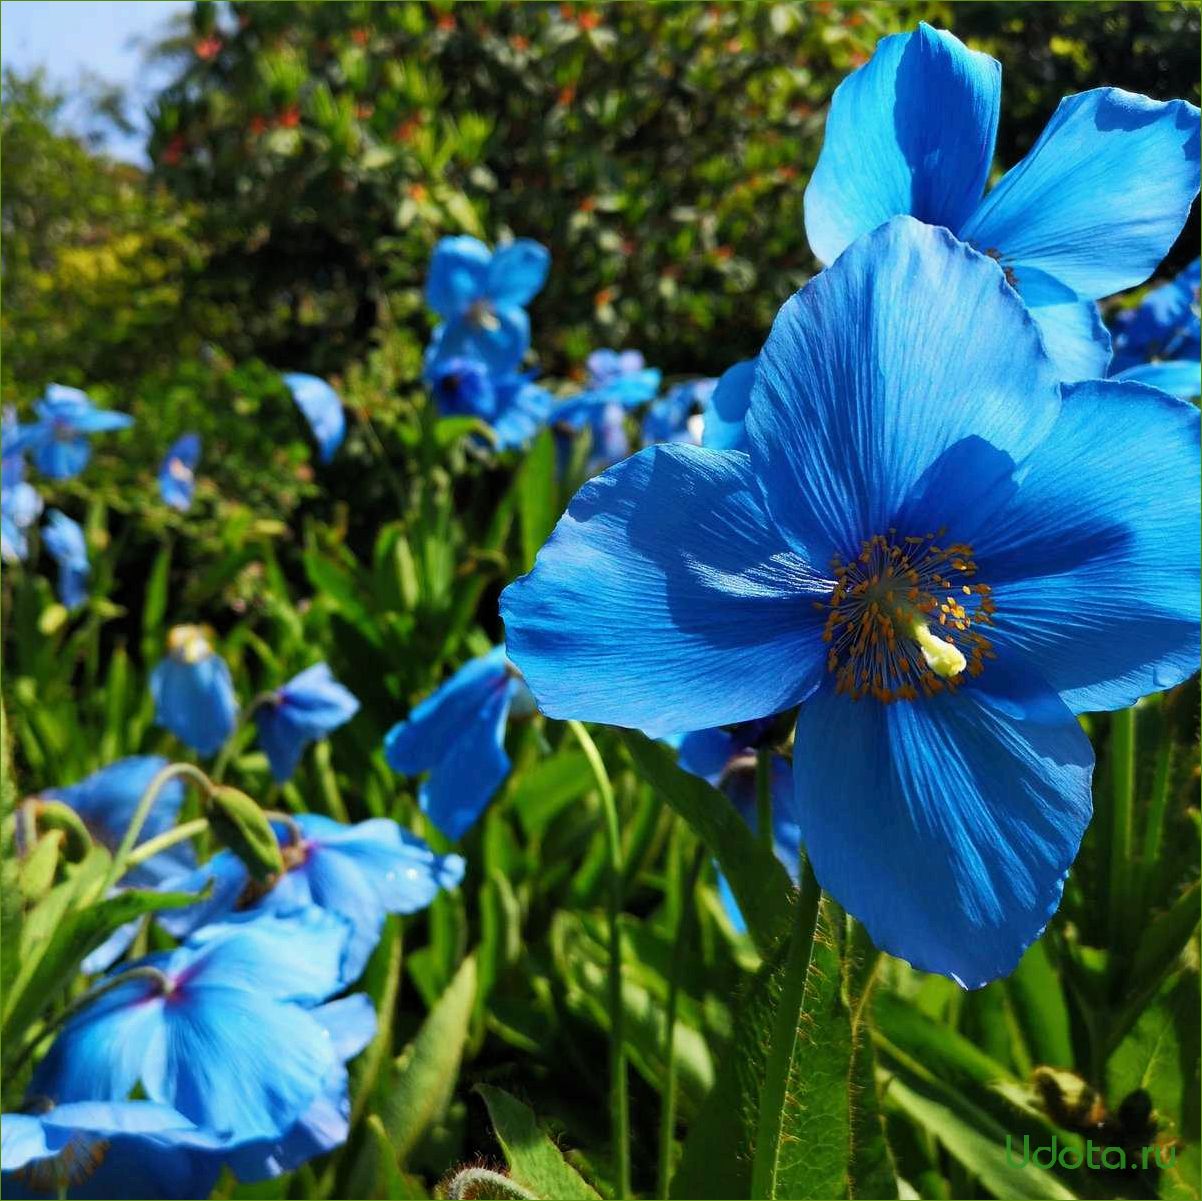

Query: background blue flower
[41,510,89,610]
[1,416,43,563]
[150,625,238,756]
[14,385,133,480]
[254,662,360,783]
[1110,258,1200,399]
[281,374,346,464]
[157,433,201,512]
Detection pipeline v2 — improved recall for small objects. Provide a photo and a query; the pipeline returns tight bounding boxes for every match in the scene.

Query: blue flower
[14,385,133,480]
[281,374,346,464]
[1110,258,1200,400]
[555,350,663,468]
[42,511,89,611]
[2,415,43,563]
[157,434,201,512]
[425,236,550,374]
[254,662,360,783]
[426,357,555,451]
[700,358,756,453]
[804,23,1200,381]
[1,1100,226,1199]
[157,814,464,984]
[501,217,1201,987]
[31,909,362,1157]
[642,379,717,447]
[150,625,238,756]
[384,645,533,840]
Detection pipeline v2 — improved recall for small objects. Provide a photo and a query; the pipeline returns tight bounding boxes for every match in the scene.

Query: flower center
[821,530,996,703]
[467,299,500,331]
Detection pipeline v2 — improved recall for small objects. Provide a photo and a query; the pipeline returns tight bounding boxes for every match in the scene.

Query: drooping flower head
[158,814,465,983]
[281,374,346,464]
[14,385,133,480]
[2,413,43,563]
[642,379,717,447]
[253,662,360,783]
[1110,258,1201,399]
[42,510,89,611]
[157,434,201,512]
[384,645,534,840]
[150,625,238,756]
[1,1100,225,1200]
[424,236,550,374]
[804,23,1201,380]
[502,217,1201,987]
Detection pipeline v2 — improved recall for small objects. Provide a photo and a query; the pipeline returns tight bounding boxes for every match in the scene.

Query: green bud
[207,787,283,882]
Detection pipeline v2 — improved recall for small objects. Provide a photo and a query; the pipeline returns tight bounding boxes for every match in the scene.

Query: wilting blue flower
[282,374,346,464]
[13,385,133,480]
[150,625,238,756]
[701,359,757,453]
[158,814,464,984]
[254,663,360,783]
[502,218,1201,987]
[1,1100,226,1199]
[32,909,361,1160]
[642,379,716,447]
[42,511,89,610]
[555,350,663,468]
[158,434,201,511]
[384,646,534,840]
[425,236,550,374]
[1110,259,1201,399]
[2,415,43,563]
[804,23,1201,381]
[426,357,555,451]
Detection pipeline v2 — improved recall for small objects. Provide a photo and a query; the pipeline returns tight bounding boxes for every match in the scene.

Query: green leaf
[207,786,283,882]
[619,731,792,954]
[1006,939,1073,1070]
[380,955,477,1165]
[434,415,492,449]
[516,429,558,573]
[476,1085,600,1200]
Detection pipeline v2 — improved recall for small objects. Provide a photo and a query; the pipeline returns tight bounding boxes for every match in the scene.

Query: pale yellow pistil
[911,621,968,679]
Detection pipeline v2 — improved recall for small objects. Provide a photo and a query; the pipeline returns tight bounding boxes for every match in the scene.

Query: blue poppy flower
[555,350,663,468]
[426,357,555,451]
[501,217,1201,987]
[2,416,43,563]
[700,358,757,453]
[14,385,133,480]
[804,23,1200,381]
[425,236,550,374]
[42,511,89,611]
[253,662,360,783]
[157,434,201,512]
[1,1100,226,1200]
[1110,259,1200,399]
[384,645,534,840]
[158,814,465,984]
[281,374,346,464]
[642,379,716,447]
[31,909,358,1149]
[150,625,238,756]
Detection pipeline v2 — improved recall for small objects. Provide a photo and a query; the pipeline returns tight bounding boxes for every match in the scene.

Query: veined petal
[968,379,1200,712]
[794,671,1093,988]
[804,23,1001,265]
[486,239,550,307]
[425,236,491,318]
[748,217,1060,565]
[501,444,830,737]
[1011,265,1113,381]
[961,88,1201,299]
[1114,359,1201,400]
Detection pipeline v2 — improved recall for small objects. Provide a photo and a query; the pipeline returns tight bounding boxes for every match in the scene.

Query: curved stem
[122,818,209,871]
[569,720,630,1200]
[210,692,277,784]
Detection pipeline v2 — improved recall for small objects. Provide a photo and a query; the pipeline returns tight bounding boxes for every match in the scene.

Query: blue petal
[48,756,182,852]
[0,1115,60,1171]
[158,434,200,512]
[794,669,1093,989]
[1114,359,1201,400]
[154,849,248,939]
[501,444,830,737]
[961,89,1200,299]
[1009,265,1113,382]
[967,379,1200,712]
[747,217,1061,566]
[33,437,91,480]
[282,373,346,464]
[430,307,531,375]
[67,409,133,435]
[804,24,1001,265]
[57,565,89,611]
[701,358,756,452]
[492,378,555,451]
[150,654,238,757]
[1112,258,1200,368]
[676,728,738,784]
[425,236,492,318]
[485,239,551,307]
[255,663,359,783]
[311,993,377,1061]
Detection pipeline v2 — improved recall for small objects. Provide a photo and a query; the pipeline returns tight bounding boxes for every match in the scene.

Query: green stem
[102,763,214,892]
[658,843,706,1200]
[1139,697,1175,910]
[755,746,774,857]
[569,720,630,1200]
[123,818,209,870]
[1107,707,1136,949]
[210,692,276,784]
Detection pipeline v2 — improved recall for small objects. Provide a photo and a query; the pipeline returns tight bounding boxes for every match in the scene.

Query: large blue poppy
[150,625,238,757]
[41,511,89,611]
[384,646,534,840]
[254,662,360,783]
[157,814,464,984]
[157,434,201,512]
[1110,258,1200,399]
[282,374,346,464]
[13,385,133,480]
[804,23,1200,381]
[425,236,550,374]
[501,218,1201,987]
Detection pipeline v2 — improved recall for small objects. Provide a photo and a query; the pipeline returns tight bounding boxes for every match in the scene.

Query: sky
[1,0,193,161]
